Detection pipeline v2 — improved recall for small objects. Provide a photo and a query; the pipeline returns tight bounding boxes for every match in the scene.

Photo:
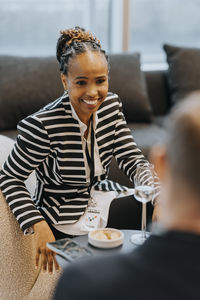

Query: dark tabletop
[56,229,141,268]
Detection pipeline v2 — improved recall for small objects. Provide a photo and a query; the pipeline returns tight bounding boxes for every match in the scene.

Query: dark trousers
[107,195,153,231]
[48,222,75,240]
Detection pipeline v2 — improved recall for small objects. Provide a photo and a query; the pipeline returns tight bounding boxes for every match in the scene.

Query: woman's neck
[82,115,93,140]
[84,122,90,140]
[76,110,92,127]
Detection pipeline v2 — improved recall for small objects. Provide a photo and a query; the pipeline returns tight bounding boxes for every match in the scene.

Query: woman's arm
[113,98,160,204]
[0,115,50,233]
[0,116,60,273]
[113,98,148,182]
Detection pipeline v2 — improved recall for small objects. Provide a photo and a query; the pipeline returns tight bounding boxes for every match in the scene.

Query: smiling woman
[56,28,109,126]
[0,26,158,274]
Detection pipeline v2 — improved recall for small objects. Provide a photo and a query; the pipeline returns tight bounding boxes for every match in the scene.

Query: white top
[70,103,106,182]
[53,103,108,235]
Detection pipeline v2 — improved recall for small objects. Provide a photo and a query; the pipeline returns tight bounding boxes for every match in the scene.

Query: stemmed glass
[130,163,155,245]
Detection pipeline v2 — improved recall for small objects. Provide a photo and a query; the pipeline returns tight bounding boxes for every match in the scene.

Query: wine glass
[130,163,155,245]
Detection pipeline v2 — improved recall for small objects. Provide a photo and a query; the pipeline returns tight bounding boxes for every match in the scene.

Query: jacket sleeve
[113,97,148,182]
[0,115,50,233]
[113,98,160,201]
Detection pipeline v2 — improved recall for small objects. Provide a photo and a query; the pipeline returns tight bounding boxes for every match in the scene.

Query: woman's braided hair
[56,26,108,74]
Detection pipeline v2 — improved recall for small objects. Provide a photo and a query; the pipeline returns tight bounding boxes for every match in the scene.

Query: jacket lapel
[59,94,87,184]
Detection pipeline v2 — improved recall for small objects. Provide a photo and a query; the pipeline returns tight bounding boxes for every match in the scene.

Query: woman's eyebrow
[75,76,88,80]
[74,75,107,80]
[96,75,107,78]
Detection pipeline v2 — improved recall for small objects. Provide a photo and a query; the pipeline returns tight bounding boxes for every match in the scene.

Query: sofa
[1,43,199,229]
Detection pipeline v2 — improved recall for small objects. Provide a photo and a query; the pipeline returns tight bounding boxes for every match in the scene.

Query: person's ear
[150,144,168,181]
[60,73,68,90]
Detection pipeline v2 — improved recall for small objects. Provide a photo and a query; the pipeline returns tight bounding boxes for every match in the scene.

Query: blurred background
[1,0,200,69]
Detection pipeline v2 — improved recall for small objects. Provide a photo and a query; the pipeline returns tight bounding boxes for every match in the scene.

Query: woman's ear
[60,74,68,90]
[150,144,168,181]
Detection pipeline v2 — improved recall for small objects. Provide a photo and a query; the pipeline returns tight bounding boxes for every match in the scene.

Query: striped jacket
[0,92,148,233]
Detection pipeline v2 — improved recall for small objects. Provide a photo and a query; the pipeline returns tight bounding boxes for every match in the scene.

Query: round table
[56,229,141,268]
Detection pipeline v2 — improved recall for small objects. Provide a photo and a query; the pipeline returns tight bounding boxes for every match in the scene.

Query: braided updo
[56,26,108,75]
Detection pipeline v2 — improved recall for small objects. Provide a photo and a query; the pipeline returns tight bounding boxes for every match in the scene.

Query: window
[0,0,112,56]
[1,0,200,66]
[130,0,200,66]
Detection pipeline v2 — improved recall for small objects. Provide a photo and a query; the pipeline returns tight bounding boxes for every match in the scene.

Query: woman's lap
[47,195,154,239]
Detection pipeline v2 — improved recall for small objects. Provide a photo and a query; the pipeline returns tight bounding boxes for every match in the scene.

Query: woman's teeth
[82,99,98,105]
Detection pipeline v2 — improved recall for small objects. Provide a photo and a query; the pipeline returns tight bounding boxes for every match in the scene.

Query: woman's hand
[33,220,60,274]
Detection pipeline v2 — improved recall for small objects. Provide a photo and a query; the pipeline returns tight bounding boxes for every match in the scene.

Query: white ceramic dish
[88,228,124,249]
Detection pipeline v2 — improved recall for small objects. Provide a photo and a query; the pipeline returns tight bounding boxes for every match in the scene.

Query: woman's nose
[86,85,98,98]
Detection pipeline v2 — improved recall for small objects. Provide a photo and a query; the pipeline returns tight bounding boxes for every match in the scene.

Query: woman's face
[61,51,109,124]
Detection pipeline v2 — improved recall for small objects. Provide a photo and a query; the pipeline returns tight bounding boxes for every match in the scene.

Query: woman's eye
[96,78,105,84]
[76,81,86,86]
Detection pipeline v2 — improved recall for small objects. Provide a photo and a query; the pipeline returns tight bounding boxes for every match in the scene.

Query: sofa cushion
[0,135,15,168]
[0,129,18,140]
[128,122,168,158]
[144,70,170,115]
[0,55,63,131]
[109,53,153,122]
[0,134,36,196]
[163,44,200,105]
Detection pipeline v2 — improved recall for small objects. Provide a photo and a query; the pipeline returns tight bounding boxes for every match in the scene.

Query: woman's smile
[81,99,98,105]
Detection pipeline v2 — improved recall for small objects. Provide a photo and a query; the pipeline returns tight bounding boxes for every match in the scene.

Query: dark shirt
[54,230,200,300]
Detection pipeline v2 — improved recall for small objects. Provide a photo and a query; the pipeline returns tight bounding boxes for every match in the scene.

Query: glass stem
[141,202,147,239]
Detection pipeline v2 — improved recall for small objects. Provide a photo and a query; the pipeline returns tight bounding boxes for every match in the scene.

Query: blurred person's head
[151,91,200,232]
[56,27,109,124]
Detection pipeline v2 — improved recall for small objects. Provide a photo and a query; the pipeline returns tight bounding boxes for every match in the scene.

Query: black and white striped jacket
[0,92,148,232]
